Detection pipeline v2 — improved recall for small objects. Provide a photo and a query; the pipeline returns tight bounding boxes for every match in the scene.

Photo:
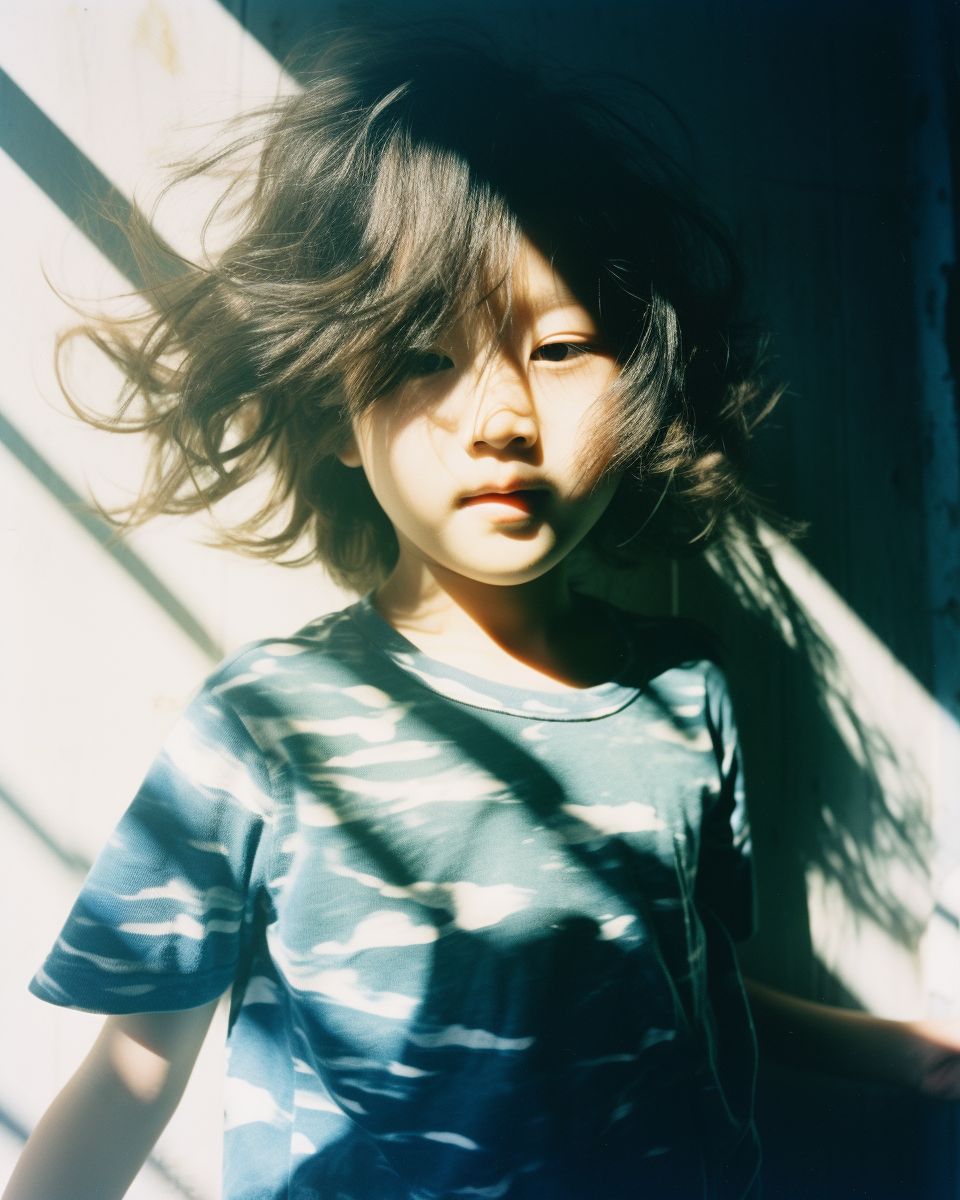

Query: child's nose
[471,404,538,453]
[468,368,539,454]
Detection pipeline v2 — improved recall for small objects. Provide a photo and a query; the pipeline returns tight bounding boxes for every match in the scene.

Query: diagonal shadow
[0,775,90,875]
[0,1105,28,1144]
[210,0,334,75]
[700,519,933,982]
[1,69,222,662]
[0,67,180,288]
[0,409,223,661]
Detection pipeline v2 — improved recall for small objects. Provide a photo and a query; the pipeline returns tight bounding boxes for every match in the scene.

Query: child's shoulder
[596,599,732,698]
[599,599,724,666]
[198,600,374,705]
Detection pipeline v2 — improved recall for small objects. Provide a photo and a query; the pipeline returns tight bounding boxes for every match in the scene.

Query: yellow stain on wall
[134,0,180,75]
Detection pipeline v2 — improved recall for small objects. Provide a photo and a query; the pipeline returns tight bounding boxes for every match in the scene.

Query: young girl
[7,26,959,1200]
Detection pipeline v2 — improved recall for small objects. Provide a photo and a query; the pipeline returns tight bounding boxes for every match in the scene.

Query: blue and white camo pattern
[32,594,760,1199]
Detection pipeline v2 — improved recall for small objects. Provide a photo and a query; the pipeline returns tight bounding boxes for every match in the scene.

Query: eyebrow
[524,293,589,315]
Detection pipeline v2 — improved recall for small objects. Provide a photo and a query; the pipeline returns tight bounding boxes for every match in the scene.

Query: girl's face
[338,239,623,591]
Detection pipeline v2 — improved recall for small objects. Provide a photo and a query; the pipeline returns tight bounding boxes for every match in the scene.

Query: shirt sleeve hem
[28,963,234,1015]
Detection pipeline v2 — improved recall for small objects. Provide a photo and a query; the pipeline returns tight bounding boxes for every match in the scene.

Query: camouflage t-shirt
[31,593,759,1199]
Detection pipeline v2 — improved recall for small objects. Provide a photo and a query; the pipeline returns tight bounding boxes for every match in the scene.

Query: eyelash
[531,341,597,364]
[405,342,598,377]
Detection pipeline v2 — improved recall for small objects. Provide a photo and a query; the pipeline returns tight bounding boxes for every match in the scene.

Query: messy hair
[59,26,781,592]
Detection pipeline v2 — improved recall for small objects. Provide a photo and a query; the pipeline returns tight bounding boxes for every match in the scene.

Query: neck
[377,560,573,644]
[371,553,616,689]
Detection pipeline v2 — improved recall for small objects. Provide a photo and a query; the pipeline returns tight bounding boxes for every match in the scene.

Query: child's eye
[404,351,455,377]
[531,341,595,363]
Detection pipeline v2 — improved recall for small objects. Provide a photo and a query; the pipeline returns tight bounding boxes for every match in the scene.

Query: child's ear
[336,430,363,469]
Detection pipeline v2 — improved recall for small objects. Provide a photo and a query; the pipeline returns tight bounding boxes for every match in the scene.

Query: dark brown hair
[59,26,781,592]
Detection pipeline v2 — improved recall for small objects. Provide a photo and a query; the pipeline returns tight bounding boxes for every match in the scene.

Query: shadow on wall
[706,518,932,1000]
[0,67,178,289]
[581,513,934,1008]
[0,71,222,662]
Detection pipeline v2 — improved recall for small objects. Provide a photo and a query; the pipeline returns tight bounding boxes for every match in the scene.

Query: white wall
[2,4,347,1195]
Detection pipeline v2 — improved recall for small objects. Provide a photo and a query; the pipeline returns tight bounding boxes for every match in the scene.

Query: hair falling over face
[55,23,785,593]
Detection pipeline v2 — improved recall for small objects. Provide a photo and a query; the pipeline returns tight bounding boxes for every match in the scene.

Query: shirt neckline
[346,591,642,721]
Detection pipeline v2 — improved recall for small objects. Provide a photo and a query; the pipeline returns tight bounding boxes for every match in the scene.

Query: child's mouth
[460,490,543,514]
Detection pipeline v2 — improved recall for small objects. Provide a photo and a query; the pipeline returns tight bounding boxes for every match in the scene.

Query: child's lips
[459,488,546,514]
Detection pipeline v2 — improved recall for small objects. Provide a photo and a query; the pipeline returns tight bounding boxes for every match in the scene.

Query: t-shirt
[31,593,760,1199]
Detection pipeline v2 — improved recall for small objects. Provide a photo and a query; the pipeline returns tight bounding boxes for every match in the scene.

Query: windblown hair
[59,26,781,592]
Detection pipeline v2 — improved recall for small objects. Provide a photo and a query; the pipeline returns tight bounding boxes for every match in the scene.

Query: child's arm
[745,977,960,1099]
[3,999,219,1200]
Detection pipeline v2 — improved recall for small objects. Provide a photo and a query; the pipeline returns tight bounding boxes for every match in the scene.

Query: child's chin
[442,547,571,588]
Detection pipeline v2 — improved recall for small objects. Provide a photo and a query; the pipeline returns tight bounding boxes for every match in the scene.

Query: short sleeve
[29,686,274,1013]
[696,664,755,943]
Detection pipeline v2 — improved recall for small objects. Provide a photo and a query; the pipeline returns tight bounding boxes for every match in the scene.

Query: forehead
[446,239,598,352]
[444,237,600,353]
[511,239,585,315]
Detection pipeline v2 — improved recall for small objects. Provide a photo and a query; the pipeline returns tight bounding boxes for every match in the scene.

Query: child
[6,26,959,1200]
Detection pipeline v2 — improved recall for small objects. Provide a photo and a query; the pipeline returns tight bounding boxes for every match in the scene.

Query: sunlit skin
[338,238,627,690]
